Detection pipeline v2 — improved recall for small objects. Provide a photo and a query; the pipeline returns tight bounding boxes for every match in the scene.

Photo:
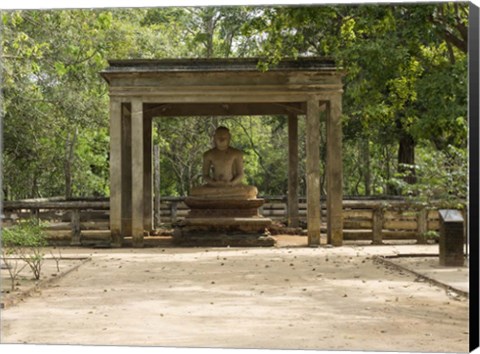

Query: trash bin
[438,209,464,267]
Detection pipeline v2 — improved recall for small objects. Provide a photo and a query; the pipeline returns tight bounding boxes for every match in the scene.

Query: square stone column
[131,100,145,247]
[109,98,123,247]
[306,98,321,245]
[287,113,299,228]
[143,116,153,232]
[121,103,132,237]
[326,94,343,246]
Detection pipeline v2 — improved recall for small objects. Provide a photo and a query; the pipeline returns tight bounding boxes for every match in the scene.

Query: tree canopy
[1,3,468,204]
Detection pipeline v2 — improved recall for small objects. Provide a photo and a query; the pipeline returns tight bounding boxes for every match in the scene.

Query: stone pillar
[131,100,145,247]
[154,144,161,228]
[326,94,343,246]
[287,113,299,228]
[143,116,153,232]
[109,98,123,247]
[306,98,321,246]
[121,103,132,237]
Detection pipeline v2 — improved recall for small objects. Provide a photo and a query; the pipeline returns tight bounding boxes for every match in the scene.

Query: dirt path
[0,245,469,352]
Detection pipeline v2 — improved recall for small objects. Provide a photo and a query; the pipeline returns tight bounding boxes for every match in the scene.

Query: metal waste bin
[438,209,464,267]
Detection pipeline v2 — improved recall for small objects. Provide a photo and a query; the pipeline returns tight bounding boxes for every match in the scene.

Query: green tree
[1,8,186,199]
[1,5,467,201]
[2,10,114,198]
[240,3,468,196]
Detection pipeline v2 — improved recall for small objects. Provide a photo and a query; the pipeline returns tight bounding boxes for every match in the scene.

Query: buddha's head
[213,126,231,151]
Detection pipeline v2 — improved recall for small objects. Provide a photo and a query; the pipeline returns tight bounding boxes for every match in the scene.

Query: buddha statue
[178,126,273,246]
[190,126,258,200]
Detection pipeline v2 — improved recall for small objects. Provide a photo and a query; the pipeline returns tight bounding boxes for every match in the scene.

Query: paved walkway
[281,238,470,295]
[0,243,470,353]
[385,254,469,295]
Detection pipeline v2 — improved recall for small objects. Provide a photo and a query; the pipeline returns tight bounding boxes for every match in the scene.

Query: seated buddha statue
[190,126,258,200]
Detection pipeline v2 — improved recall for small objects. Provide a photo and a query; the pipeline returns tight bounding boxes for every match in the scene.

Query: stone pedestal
[173,197,274,247]
[439,209,465,267]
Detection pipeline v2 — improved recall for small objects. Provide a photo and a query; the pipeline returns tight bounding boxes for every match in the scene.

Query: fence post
[70,209,81,246]
[372,206,384,245]
[31,208,40,225]
[170,201,178,224]
[416,207,428,244]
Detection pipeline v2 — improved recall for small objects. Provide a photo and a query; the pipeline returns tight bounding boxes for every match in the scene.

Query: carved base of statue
[172,216,275,247]
[173,191,274,247]
[184,196,264,218]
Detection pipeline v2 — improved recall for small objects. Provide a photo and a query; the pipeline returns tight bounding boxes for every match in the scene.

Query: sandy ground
[0,240,470,353]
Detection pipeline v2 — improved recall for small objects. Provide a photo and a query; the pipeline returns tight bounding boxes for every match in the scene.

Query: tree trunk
[395,116,416,189]
[3,186,8,202]
[204,11,216,58]
[398,132,416,185]
[31,172,39,198]
[385,145,396,195]
[361,139,371,196]
[64,128,78,199]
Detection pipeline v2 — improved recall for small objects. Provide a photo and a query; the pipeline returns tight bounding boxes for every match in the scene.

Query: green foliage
[73,128,110,196]
[155,117,212,196]
[1,4,468,202]
[2,220,47,280]
[2,220,47,248]
[241,3,467,198]
[388,143,467,207]
[422,230,439,242]
[2,10,115,199]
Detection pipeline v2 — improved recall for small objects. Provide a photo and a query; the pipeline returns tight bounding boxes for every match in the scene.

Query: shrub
[2,219,47,280]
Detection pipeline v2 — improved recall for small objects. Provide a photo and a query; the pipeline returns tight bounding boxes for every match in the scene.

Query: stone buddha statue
[179,126,272,245]
[190,126,258,200]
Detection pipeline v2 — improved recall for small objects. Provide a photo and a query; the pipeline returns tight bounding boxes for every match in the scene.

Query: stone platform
[184,197,264,218]
[175,197,274,247]
[179,217,271,232]
[173,217,274,247]
[172,230,275,247]
[173,209,275,249]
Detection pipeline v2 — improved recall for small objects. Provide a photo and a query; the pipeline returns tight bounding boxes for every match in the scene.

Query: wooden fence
[159,197,457,244]
[2,199,110,246]
[2,197,466,246]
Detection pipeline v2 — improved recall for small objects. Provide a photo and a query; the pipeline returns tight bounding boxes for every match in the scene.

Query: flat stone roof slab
[101,57,337,77]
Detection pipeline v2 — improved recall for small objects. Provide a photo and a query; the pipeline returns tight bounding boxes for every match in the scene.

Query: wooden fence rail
[2,197,466,246]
